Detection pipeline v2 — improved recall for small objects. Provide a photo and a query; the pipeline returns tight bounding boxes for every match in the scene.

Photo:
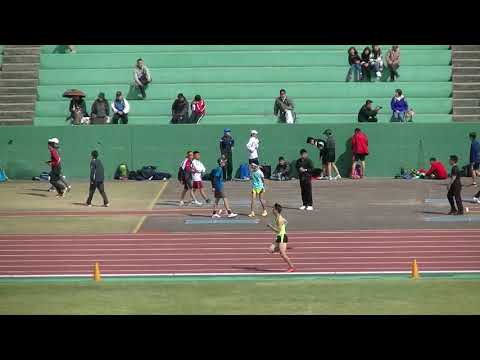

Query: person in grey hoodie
[90,92,110,124]
[133,58,152,99]
[86,150,109,207]
[324,129,341,180]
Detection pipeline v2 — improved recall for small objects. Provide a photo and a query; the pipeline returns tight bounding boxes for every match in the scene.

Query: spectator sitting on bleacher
[133,58,152,100]
[271,157,291,181]
[346,47,362,82]
[90,92,110,125]
[111,91,130,125]
[190,95,207,124]
[371,45,383,80]
[67,45,76,54]
[386,45,401,81]
[69,95,89,125]
[274,89,296,123]
[358,100,381,122]
[360,47,373,82]
[171,93,189,124]
[390,89,409,122]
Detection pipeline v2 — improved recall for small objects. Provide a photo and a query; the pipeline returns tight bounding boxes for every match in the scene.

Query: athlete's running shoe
[248,212,255,217]
[261,210,268,217]
[287,267,295,273]
[227,213,238,218]
[212,213,221,219]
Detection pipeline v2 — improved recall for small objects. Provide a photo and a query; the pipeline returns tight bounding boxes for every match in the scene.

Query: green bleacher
[35,45,453,125]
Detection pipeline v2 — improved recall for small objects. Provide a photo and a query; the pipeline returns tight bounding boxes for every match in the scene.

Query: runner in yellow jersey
[267,203,295,272]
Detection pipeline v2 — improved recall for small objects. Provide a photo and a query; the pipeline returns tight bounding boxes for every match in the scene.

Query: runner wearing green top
[267,203,295,272]
[248,163,268,217]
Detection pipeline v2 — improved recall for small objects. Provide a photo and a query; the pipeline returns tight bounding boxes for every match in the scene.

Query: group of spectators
[68,91,130,125]
[357,89,414,123]
[347,45,400,82]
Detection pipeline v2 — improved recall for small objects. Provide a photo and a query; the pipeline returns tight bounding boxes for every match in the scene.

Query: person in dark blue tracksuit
[86,150,109,207]
[469,132,480,186]
[219,128,235,181]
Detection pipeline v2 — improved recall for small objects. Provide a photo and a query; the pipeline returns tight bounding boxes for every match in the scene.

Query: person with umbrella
[64,89,89,125]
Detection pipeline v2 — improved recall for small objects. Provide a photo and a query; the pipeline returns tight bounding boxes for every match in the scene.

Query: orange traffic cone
[93,262,101,282]
[411,259,420,280]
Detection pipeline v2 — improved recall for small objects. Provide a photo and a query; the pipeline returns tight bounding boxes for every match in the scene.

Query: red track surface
[1,229,480,276]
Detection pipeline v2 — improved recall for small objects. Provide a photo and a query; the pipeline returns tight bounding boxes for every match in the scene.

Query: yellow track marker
[132,181,168,233]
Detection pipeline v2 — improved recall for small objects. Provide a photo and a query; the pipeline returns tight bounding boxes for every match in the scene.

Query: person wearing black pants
[46,138,66,197]
[296,149,314,211]
[86,150,109,207]
[447,155,463,215]
[219,128,235,181]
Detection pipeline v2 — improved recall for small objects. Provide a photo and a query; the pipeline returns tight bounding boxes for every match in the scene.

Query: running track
[1,229,480,277]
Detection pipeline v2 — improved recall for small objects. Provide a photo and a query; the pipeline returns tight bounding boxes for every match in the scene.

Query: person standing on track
[219,128,235,181]
[46,138,66,198]
[86,150,109,207]
[469,132,480,186]
[324,129,341,180]
[179,150,200,206]
[296,149,314,211]
[351,128,369,178]
[267,203,295,272]
[447,155,463,216]
[246,130,260,165]
[191,151,211,205]
[248,163,268,217]
[211,157,238,218]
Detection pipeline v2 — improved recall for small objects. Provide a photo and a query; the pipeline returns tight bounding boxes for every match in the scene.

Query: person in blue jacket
[390,89,409,122]
[211,157,238,218]
[469,132,480,186]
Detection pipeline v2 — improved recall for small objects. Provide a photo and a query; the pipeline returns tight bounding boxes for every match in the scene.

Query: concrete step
[453,115,480,122]
[453,90,480,99]
[453,83,480,91]
[0,95,36,103]
[452,51,480,60]
[453,99,480,107]
[453,67,480,75]
[0,103,35,111]
[453,59,480,67]
[0,87,36,95]
[451,45,480,51]
[1,63,40,72]
[0,79,38,87]
[0,110,35,119]
[0,71,38,80]
[454,107,480,115]
[453,75,480,83]
[4,47,40,56]
[0,118,34,126]
[1,55,40,64]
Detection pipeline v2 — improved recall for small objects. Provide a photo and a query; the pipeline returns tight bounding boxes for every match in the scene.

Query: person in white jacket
[111,91,130,125]
[246,130,260,165]
[191,151,211,205]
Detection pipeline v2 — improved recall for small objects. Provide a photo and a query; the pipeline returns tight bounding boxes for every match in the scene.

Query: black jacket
[295,157,314,181]
[70,99,88,116]
[90,159,105,183]
[348,53,361,65]
[358,105,378,122]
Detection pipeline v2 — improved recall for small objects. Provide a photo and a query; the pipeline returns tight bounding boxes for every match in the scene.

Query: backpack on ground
[0,168,9,182]
[114,163,129,180]
[238,163,250,180]
[140,165,157,180]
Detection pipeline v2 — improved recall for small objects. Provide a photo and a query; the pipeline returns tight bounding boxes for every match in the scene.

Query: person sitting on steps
[133,58,152,100]
[90,92,110,125]
[111,91,130,125]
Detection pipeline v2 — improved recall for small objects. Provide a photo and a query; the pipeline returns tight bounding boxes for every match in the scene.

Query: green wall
[1,124,479,180]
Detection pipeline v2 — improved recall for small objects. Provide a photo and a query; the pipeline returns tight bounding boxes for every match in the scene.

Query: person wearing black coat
[86,150,109,207]
[171,93,189,124]
[358,100,381,122]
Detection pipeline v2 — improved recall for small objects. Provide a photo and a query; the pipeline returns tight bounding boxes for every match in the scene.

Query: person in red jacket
[189,95,207,124]
[424,157,448,180]
[46,138,66,197]
[351,128,369,178]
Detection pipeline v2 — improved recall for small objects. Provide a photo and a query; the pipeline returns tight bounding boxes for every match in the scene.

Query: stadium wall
[1,124,479,180]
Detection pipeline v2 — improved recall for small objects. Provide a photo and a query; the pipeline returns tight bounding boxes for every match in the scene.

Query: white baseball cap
[48,138,60,144]
[251,130,258,135]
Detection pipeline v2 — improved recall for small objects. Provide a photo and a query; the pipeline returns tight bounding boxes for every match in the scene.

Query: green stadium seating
[39,50,452,68]
[35,45,453,125]
[37,82,453,101]
[0,45,4,67]
[40,45,451,53]
[35,98,451,117]
[38,66,452,85]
